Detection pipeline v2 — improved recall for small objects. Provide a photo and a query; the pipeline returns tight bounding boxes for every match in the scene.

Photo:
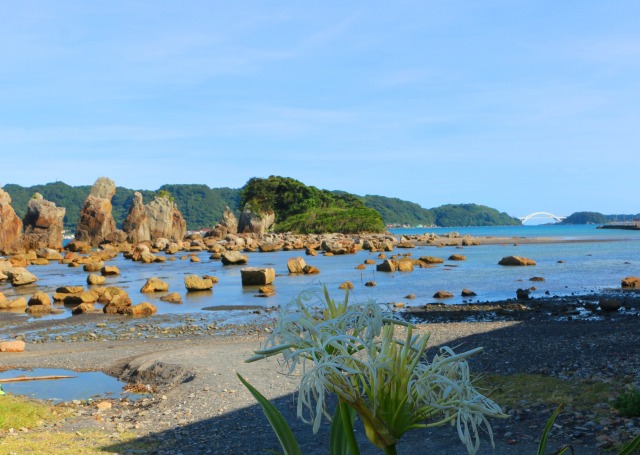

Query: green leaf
[618,432,640,455]
[538,404,572,455]
[237,373,302,455]
[330,402,360,455]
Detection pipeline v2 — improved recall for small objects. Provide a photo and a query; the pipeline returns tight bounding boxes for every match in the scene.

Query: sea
[1,224,639,322]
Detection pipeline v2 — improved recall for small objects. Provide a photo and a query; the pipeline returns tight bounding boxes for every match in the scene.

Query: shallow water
[0,225,639,321]
[0,368,136,403]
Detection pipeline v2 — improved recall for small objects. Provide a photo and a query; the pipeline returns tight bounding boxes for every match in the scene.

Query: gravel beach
[1,291,639,455]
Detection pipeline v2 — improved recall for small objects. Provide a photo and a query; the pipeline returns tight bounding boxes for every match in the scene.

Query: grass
[476,373,618,415]
[0,394,160,454]
[0,394,68,430]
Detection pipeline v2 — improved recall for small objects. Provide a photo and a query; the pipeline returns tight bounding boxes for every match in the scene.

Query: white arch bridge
[519,212,566,223]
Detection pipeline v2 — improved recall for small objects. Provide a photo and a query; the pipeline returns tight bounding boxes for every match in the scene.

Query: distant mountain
[561,211,640,225]
[430,203,521,227]
[360,195,436,227]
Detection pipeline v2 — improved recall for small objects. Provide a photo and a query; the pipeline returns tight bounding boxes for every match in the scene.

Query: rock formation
[0,187,24,255]
[220,206,238,234]
[122,192,186,243]
[75,177,117,246]
[22,193,66,250]
[238,203,275,236]
[122,192,150,243]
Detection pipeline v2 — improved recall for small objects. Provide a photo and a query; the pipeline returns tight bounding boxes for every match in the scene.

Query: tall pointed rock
[75,177,117,246]
[0,187,23,255]
[122,192,151,243]
[22,192,66,250]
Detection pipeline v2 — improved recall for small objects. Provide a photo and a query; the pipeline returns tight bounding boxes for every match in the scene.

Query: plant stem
[383,445,398,455]
[339,400,361,455]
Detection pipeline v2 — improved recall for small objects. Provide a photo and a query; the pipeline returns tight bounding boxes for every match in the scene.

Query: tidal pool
[0,368,139,403]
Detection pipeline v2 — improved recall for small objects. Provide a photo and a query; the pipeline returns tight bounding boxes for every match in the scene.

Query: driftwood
[0,375,76,383]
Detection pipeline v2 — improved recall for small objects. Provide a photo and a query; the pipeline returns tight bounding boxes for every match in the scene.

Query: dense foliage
[157,184,241,230]
[240,176,385,233]
[431,203,521,227]
[275,207,386,234]
[3,182,240,231]
[361,195,436,226]
[561,211,608,225]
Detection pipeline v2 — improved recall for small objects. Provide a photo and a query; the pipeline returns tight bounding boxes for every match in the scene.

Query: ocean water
[1,225,639,321]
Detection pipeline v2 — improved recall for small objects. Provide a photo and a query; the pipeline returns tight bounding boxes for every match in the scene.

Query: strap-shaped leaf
[237,373,302,455]
[330,401,360,455]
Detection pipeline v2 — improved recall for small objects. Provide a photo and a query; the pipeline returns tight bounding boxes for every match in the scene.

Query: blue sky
[1,1,638,219]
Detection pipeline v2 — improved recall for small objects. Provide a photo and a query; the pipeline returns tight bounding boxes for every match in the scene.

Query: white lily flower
[248,285,506,454]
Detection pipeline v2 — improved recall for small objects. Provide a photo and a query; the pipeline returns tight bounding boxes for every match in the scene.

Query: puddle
[0,368,142,403]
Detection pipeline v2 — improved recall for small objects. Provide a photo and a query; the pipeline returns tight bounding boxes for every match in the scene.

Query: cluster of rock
[75,178,187,247]
[0,189,65,255]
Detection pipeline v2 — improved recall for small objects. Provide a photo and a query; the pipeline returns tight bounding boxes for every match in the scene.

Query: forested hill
[3,180,522,231]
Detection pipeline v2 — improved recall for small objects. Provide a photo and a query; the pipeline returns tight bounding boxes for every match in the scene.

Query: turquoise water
[1,225,639,320]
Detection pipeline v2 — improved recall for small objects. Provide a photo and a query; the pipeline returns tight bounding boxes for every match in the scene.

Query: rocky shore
[0,289,639,454]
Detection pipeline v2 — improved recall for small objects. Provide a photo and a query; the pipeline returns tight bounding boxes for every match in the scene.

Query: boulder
[339,281,354,290]
[75,177,117,246]
[62,291,98,305]
[221,251,249,265]
[103,293,132,314]
[365,281,376,287]
[28,292,52,306]
[124,302,157,316]
[83,261,104,272]
[621,276,640,289]
[258,286,276,297]
[87,273,106,285]
[433,290,454,299]
[238,204,275,236]
[461,289,477,297]
[65,240,92,253]
[498,256,537,266]
[184,275,214,291]
[36,247,63,261]
[21,193,66,250]
[26,304,53,315]
[240,267,275,286]
[0,340,26,352]
[101,265,121,276]
[322,239,356,255]
[141,277,169,293]
[516,288,531,300]
[0,188,24,255]
[302,265,320,275]
[376,260,396,273]
[448,254,466,261]
[396,260,414,272]
[0,297,28,309]
[6,267,37,286]
[160,292,183,304]
[258,242,282,253]
[72,303,97,315]
[287,257,307,274]
[57,285,85,294]
[599,298,622,312]
[419,256,444,264]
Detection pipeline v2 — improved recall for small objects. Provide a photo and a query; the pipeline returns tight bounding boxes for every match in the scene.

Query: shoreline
[0,295,638,454]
